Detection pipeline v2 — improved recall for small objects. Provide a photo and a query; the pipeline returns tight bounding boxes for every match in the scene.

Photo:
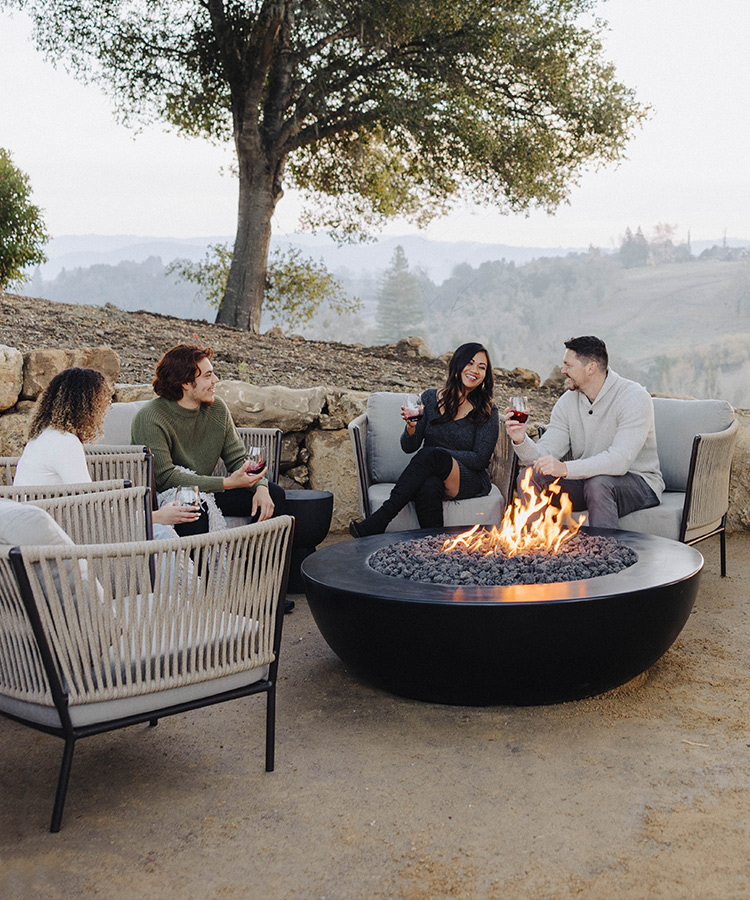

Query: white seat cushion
[618,491,685,540]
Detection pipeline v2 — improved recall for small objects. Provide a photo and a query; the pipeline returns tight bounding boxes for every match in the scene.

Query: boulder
[510,367,541,390]
[280,432,304,470]
[114,383,156,403]
[216,382,326,432]
[319,389,369,430]
[0,401,36,456]
[728,409,750,532]
[0,345,23,411]
[306,428,358,532]
[542,366,567,392]
[21,347,120,399]
[396,336,437,359]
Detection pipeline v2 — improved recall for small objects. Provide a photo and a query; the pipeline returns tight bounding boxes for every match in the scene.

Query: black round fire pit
[301,527,703,706]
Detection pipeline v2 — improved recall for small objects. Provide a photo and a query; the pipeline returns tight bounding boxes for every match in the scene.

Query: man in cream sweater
[505,335,663,528]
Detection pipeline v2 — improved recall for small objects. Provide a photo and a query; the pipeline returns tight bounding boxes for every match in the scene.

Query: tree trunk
[215,152,279,333]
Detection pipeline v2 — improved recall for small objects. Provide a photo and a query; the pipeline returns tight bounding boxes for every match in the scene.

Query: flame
[443,469,582,558]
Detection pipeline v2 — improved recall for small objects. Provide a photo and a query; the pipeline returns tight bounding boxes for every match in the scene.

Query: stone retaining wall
[2,344,749,534]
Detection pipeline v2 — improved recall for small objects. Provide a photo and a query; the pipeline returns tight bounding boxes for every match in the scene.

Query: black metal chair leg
[720,530,727,577]
[50,738,76,833]
[149,718,158,727]
[265,688,276,773]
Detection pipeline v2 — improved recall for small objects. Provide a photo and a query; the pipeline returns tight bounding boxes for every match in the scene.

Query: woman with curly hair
[13,367,198,530]
[14,367,112,485]
[349,341,500,537]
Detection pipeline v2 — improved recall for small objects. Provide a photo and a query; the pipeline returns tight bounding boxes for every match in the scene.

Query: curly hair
[153,344,213,401]
[434,342,495,425]
[28,368,110,443]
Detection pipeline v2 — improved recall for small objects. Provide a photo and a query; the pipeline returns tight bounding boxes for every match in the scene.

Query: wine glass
[509,396,530,424]
[245,445,266,474]
[177,485,201,509]
[403,393,425,423]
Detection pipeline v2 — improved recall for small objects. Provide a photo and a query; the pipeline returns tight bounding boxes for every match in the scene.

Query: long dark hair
[434,342,494,424]
[29,367,110,443]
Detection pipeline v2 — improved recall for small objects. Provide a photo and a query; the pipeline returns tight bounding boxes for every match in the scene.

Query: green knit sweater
[131,396,267,494]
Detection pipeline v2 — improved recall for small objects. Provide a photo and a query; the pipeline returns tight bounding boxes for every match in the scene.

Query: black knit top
[400,389,500,500]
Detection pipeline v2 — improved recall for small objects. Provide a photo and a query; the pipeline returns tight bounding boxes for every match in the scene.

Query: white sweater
[13,428,91,486]
[514,369,664,498]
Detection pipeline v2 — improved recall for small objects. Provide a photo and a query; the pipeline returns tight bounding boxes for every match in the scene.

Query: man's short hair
[564,335,608,371]
[153,344,213,401]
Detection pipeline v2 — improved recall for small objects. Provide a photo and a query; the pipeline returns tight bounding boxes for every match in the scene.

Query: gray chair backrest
[97,400,151,445]
[653,398,735,491]
[365,392,414,482]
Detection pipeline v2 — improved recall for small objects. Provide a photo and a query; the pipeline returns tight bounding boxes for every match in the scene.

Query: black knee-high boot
[350,447,453,537]
[414,474,447,528]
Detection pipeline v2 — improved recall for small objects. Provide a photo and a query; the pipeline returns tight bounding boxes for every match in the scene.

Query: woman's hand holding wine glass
[402,393,425,429]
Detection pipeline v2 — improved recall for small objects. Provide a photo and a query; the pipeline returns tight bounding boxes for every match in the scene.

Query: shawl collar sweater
[514,369,664,498]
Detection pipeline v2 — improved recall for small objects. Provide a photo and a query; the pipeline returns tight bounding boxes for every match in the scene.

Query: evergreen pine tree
[374,246,425,344]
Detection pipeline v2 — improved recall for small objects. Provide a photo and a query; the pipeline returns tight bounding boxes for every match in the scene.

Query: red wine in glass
[246,446,266,474]
[510,396,529,424]
[404,393,424,423]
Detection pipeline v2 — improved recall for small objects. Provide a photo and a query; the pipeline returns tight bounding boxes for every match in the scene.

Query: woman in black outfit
[349,342,499,537]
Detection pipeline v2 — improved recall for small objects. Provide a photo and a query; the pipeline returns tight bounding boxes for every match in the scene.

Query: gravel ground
[2,533,750,900]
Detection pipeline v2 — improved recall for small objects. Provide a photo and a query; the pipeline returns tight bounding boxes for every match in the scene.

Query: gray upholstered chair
[0,503,294,832]
[618,398,738,575]
[348,391,515,531]
[533,397,738,575]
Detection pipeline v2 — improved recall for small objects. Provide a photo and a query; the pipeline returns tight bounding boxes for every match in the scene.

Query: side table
[284,489,334,593]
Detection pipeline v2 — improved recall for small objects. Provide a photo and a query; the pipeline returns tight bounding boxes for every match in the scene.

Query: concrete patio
[2,533,750,900]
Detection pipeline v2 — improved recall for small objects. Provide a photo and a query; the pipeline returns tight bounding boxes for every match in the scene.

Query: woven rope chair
[28,486,153,543]
[0,515,294,832]
[0,479,130,502]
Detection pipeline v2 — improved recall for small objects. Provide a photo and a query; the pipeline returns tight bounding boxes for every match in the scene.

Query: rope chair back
[0,480,129,503]
[29,486,152,544]
[84,447,153,488]
[4,517,293,711]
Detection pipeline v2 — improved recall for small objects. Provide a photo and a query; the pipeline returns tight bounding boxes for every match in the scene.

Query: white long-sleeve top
[513,369,664,498]
[13,427,92,486]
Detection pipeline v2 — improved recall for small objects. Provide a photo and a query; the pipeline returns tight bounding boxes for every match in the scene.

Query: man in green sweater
[132,343,286,536]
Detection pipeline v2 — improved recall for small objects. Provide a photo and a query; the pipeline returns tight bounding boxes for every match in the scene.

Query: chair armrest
[348,414,370,518]
[681,418,739,541]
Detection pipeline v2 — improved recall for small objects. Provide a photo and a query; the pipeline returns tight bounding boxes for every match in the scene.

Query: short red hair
[153,344,213,401]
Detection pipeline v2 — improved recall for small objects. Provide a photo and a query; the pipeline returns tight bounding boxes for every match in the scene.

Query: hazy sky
[1,1,749,249]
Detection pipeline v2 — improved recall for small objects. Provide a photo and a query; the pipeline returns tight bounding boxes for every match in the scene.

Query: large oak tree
[4,0,646,331]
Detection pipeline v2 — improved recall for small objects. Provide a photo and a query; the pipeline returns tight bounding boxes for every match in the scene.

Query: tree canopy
[5,0,647,329]
[0,147,49,290]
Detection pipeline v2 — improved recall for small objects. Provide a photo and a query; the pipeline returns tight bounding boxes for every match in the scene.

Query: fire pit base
[301,527,703,706]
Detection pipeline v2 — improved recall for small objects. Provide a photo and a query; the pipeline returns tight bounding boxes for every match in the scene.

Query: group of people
[14,334,664,555]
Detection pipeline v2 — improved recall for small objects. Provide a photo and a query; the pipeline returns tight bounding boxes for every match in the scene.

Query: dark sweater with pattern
[400,389,500,500]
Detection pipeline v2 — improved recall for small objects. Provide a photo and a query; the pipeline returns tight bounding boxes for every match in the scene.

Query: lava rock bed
[368,532,638,586]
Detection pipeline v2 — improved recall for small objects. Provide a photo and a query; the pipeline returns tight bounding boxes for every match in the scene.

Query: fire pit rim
[303,526,704,606]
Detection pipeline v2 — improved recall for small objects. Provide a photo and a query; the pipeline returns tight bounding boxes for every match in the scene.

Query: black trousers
[174,482,287,537]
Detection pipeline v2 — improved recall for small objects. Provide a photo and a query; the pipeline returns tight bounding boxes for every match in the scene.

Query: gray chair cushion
[653,398,734,491]
[99,400,151,445]
[0,499,74,547]
[368,483,504,532]
[618,491,685,540]
[366,392,414,483]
